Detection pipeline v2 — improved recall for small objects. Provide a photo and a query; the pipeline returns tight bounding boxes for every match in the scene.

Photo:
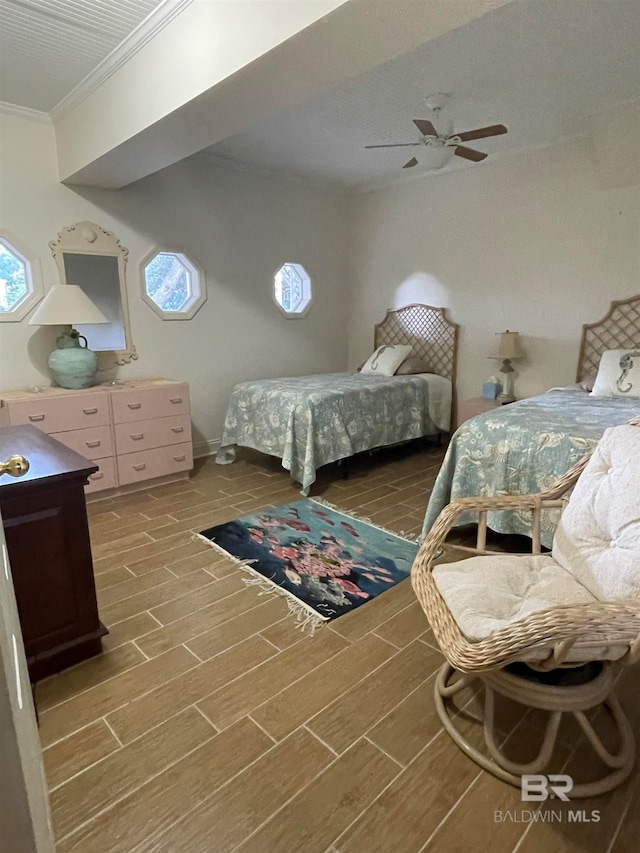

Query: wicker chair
[411,418,640,797]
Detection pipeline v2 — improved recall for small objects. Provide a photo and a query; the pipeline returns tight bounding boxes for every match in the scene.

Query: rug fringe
[310,497,420,544]
[192,532,257,570]
[192,532,328,636]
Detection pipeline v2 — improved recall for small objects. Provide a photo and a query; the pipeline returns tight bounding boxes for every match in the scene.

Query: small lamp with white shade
[488,330,525,403]
[29,284,108,389]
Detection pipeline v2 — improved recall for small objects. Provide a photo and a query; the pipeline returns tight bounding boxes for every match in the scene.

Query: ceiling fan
[365,94,507,170]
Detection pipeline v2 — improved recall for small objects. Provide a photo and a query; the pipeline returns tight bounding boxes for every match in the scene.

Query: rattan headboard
[577,295,640,381]
[374,303,459,385]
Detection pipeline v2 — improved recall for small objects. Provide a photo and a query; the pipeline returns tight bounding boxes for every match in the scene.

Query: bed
[216,303,459,494]
[422,295,640,548]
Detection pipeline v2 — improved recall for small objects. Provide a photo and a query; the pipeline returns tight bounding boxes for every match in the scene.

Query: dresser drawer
[6,393,110,434]
[117,442,193,486]
[50,425,113,461]
[85,456,117,493]
[114,414,191,455]
[111,383,190,424]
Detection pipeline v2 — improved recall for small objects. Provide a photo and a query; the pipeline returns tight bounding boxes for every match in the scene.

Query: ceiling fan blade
[402,157,419,169]
[364,143,422,149]
[413,119,437,137]
[455,124,508,142]
[454,145,488,162]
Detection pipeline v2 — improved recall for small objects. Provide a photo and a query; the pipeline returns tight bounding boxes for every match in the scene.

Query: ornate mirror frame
[49,221,137,365]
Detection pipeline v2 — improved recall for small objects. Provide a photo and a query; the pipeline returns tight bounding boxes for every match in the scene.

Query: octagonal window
[141,250,206,320]
[274,263,312,317]
[0,232,43,322]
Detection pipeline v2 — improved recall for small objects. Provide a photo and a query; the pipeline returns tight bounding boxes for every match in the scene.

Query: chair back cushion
[552,424,640,600]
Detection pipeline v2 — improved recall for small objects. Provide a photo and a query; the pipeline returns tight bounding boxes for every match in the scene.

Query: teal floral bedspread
[216,373,450,494]
[422,391,640,548]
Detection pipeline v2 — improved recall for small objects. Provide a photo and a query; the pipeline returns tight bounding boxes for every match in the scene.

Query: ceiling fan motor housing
[424,93,450,112]
[423,93,454,136]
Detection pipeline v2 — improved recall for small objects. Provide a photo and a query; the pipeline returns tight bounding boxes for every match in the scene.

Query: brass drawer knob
[0,455,30,478]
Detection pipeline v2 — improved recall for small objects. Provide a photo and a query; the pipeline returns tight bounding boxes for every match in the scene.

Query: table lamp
[488,330,524,403]
[28,284,108,389]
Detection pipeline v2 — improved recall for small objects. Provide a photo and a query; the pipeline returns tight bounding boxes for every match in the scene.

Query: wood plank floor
[35,442,639,852]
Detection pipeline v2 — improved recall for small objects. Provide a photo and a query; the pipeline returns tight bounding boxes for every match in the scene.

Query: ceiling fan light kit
[411,139,455,170]
[365,94,508,172]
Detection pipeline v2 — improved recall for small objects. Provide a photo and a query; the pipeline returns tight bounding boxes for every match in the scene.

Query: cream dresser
[0,379,193,498]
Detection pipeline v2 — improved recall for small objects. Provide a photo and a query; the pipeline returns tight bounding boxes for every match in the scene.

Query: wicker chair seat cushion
[552,424,640,600]
[433,554,594,640]
[433,555,629,661]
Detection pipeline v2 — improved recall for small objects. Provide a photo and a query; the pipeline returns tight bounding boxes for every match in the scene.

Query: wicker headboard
[374,303,459,385]
[577,295,640,381]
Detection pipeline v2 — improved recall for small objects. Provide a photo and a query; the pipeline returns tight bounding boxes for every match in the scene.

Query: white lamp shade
[29,285,108,326]
[423,140,455,170]
[488,330,524,360]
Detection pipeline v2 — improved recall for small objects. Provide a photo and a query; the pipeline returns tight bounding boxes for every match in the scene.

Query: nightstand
[0,425,107,680]
[457,397,506,428]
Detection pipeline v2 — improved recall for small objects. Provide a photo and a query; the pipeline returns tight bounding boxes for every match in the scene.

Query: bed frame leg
[337,458,351,480]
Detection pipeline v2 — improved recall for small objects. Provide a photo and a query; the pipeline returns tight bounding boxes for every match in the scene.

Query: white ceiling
[1,0,638,189]
[0,0,165,112]
[203,0,640,189]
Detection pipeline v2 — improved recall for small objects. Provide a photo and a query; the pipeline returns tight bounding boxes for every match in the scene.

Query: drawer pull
[170,397,182,404]
[131,433,144,441]
[133,463,146,472]
[173,454,186,462]
[86,440,101,448]
[28,414,45,422]
[83,407,98,415]
[91,472,104,480]
[171,426,184,433]
[128,403,142,410]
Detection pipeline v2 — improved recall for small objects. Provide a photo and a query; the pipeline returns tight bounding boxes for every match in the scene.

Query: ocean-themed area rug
[198,499,418,632]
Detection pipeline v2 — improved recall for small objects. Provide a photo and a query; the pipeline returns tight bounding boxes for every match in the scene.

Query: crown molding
[50,0,194,123]
[0,101,51,125]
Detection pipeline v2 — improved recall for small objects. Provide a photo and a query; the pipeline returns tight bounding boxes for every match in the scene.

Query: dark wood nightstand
[0,425,107,681]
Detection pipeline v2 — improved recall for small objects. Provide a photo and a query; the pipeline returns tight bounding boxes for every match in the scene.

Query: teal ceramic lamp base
[49,326,98,389]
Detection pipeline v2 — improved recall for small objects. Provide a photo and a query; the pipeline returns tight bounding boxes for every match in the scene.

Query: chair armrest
[538,449,594,500]
[413,493,552,577]
[448,494,546,513]
[413,441,596,583]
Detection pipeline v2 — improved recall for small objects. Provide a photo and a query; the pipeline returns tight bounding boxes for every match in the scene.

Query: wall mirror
[49,221,137,364]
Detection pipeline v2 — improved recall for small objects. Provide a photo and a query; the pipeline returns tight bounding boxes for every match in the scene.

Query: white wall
[3,114,638,446]
[348,138,640,403]
[0,114,350,452]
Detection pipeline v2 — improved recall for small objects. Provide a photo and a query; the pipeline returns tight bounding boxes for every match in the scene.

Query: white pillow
[360,344,412,376]
[591,349,640,398]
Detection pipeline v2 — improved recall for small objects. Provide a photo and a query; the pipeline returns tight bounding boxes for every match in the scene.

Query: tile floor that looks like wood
[35,442,640,853]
